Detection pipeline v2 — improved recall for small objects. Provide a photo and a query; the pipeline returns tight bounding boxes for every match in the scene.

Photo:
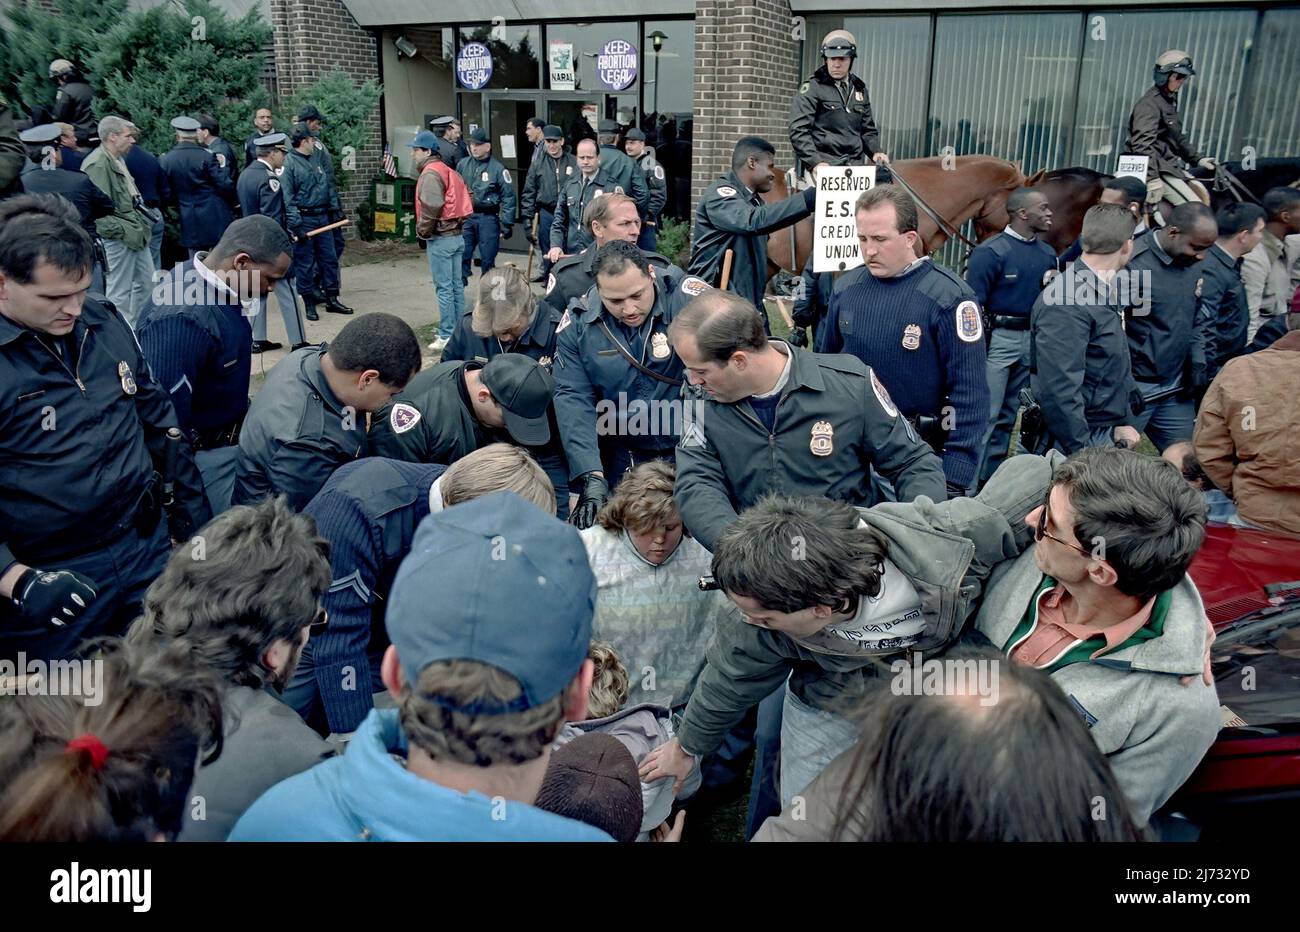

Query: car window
[1213,607,1300,727]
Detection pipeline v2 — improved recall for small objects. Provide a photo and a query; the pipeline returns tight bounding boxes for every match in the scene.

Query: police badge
[390,403,421,434]
[1195,277,1203,298]
[902,324,921,350]
[810,421,834,457]
[481,171,490,182]
[651,332,671,360]
[538,355,553,368]
[565,165,573,176]
[955,300,983,343]
[118,361,137,396]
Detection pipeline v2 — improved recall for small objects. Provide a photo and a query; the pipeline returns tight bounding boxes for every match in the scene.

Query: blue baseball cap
[385,492,596,711]
[410,130,439,150]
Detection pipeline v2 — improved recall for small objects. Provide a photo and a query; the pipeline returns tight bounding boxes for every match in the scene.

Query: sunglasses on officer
[1033,489,1096,559]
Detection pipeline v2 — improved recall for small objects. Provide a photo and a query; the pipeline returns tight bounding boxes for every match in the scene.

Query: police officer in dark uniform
[429,116,461,170]
[244,107,275,168]
[544,192,684,315]
[788,31,890,179]
[965,186,1057,484]
[159,115,235,260]
[554,241,706,528]
[521,124,577,281]
[237,131,308,352]
[456,127,517,286]
[1057,175,1150,269]
[296,106,352,299]
[1202,202,1265,378]
[17,124,113,237]
[196,113,240,189]
[625,128,666,253]
[1124,50,1218,209]
[283,126,342,322]
[688,135,815,330]
[48,59,96,147]
[0,194,210,663]
[448,119,470,165]
[548,138,625,257]
[671,288,946,553]
[595,119,649,217]
[818,185,989,496]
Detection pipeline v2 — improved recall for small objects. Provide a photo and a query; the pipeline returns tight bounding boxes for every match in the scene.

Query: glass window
[642,20,694,122]
[457,24,541,90]
[544,21,640,94]
[1232,7,1298,158]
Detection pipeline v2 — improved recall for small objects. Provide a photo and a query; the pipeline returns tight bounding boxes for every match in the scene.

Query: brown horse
[765,156,1044,280]
[1034,167,1110,255]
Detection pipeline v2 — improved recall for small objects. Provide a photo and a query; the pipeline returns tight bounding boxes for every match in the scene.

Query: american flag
[382,143,397,177]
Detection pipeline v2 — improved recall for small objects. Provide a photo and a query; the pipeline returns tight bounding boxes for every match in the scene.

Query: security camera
[394,35,418,59]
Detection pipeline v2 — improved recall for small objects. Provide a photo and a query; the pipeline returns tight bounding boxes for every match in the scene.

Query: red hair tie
[66,734,110,770]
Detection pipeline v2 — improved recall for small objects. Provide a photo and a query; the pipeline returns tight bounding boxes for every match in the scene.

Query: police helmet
[1153,50,1195,86]
[821,30,857,61]
[48,59,76,79]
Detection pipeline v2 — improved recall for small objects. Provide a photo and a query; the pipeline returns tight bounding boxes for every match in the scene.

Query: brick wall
[270,0,381,235]
[691,0,800,207]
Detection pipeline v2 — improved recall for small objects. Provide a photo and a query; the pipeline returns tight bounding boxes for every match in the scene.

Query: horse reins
[889,165,982,252]
[1212,165,1262,206]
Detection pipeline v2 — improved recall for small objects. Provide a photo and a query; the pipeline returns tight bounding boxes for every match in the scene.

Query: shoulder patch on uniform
[502,168,512,183]
[268,177,280,192]
[389,402,421,434]
[870,369,899,418]
[313,138,324,150]
[556,308,572,333]
[716,185,737,198]
[545,273,557,295]
[799,82,810,94]
[215,152,227,168]
[956,300,983,343]
[654,164,664,181]
[679,276,710,297]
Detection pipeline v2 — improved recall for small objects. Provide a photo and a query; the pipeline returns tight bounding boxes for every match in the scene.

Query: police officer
[965,186,1057,484]
[521,124,576,281]
[159,115,235,260]
[671,288,946,553]
[17,124,113,240]
[625,128,666,253]
[548,137,625,258]
[244,107,275,168]
[296,106,351,298]
[48,59,96,147]
[283,126,343,322]
[1202,202,1265,378]
[1124,50,1218,210]
[544,192,685,315]
[196,113,240,188]
[0,194,209,663]
[122,123,169,272]
[1058,174,1150,269]
[428,116,462,170]
[689,135,816,330]
[1124,201,1219,453]
[456,127,517,287]
[788,30,890,180]
[232,313,422,511]
[136,216,294,514]
[818,185,989,496]
[595,119,649,217]
[237,131,308,352]
[447,118,470,165]
[1029,203,1141,454]
[554,241,706,528]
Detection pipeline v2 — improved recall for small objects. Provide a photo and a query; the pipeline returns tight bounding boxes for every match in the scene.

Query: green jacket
[674,451,1055,758]
[82,146,151,249]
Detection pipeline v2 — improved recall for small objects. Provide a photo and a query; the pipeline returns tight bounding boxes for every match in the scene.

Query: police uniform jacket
[237,158,288,230]
[19,161,114,235]
[0,296,209,573]
[231,345,367,512]
[543,246,684,313]
[456,153,518,228]
[435,137,461,174]
[635,149,667,221]
[283,148,333,234]
[159,141,234,249]
[553,269,707,480]
[206,136,239,187]
[302,457,444,733]
[789,66,882,170]
[1124,233,1213,387]
[1029,262,1137,454]
[1124,85,1202,179]
[1199,243,1250,375]
[303,132,343,216]
[51,79,95,145]
[688,170,814,311]
[674,342,948,553]
[965,229,1058,322]
[443,301,564,368]
[550,167,623,254]
[243,133,261,168]
[598,145,650,216]
[522,150,577,226]
[368,360,505,465]
[135,257,252,442]
[124,145,167,210]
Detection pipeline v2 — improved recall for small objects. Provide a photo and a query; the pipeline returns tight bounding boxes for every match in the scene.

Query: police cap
[297,105,325,123]
[468,127,490,144]
[19,123,62,144]
[625,128,646,142]
[429,115,455,128]
[542,124,564,141]
[254,131,289,148]
[171,116,201,132]
[597,119,620,134]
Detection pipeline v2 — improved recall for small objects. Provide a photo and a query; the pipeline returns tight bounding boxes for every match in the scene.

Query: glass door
[486,97,538,254]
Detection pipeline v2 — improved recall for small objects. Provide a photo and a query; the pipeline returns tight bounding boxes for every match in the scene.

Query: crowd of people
[0,39,1297,844]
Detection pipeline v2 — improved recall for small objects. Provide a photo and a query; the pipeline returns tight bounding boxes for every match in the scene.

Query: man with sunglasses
[973,445,1220,825]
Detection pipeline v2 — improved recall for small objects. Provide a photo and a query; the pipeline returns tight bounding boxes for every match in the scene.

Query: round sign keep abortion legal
[457,42,493,89]
[596,39,638,90]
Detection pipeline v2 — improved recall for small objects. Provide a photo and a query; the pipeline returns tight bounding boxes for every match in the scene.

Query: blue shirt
[965,229,1058,318]
[228,708,614,842]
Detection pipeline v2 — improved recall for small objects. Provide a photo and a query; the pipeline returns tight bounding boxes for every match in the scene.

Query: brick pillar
[692,0,800,208]
[271,0,382,235]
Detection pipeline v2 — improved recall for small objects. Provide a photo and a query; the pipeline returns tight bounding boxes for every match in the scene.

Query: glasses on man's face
[1034,492,1095,559]
[308,607,329,639]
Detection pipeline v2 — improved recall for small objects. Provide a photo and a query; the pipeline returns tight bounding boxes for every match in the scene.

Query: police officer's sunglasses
[1033,490,1096,559]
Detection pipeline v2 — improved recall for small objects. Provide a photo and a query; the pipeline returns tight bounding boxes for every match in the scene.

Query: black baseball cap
[542,124,564,140]
[480,355,554,446]
[597,119,620,134]
[625,128,646,142]
[469,127,490,144]
[297,105,325,122]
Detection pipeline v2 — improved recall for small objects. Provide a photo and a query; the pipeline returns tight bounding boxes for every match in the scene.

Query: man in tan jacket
[410,131,467,352]
[1194,327,1300,536]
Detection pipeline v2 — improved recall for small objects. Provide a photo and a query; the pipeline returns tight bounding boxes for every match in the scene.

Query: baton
[305,218,350,238]
[719,249,734,290]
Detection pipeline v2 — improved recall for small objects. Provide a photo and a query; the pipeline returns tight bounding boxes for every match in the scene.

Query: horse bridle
[889,165,982,251]
[1212,164,1262,206]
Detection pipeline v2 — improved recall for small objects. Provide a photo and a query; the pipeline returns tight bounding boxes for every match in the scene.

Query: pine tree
[282,69,382,192]
[0,0,126,116]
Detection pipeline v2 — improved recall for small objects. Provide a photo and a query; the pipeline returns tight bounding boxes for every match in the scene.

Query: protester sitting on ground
[287,444,555,738]
[228,492,614,841]
[125,497,336,841]
[753,648,1147,841]
[580,461,725,709]
[0,639,222,842]
[1194,328,1300,537]
[535,732,643,844]
[972,446,1219,824]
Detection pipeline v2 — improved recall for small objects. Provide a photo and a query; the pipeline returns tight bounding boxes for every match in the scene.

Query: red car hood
[1189,524,1300,629]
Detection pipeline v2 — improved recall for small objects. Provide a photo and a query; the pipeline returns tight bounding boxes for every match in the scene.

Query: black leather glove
[11,568,98,628]
[570,473,611,530]
[789,326,809,348]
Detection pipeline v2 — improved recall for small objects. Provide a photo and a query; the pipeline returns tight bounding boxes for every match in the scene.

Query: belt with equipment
[991,314,1030,331]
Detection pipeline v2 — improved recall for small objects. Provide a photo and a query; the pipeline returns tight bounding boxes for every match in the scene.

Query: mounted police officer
[1124,50,1218,213]
[788,31,890,182]
[554,240,706,528]
[0,195,209,664]
[595,119,649,218]
[625,127,666,253]
[48,59,96,147]
[456,127,517,287]
[296,105,351,308]
[283,126,343,323]
[688,136,815,330]
[548,137,624,259]
[159,115,234,260]
[237,131,308,352]
[522,124,577,281]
